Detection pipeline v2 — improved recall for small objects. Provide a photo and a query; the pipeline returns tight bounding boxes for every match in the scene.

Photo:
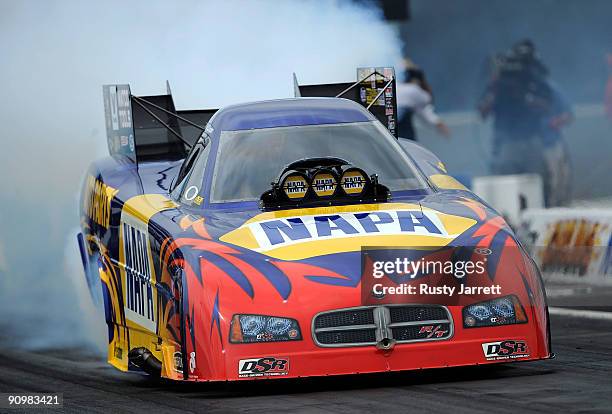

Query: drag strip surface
[0,314,610,413]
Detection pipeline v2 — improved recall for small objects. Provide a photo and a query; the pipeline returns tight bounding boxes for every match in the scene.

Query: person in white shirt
[396,66,450,141]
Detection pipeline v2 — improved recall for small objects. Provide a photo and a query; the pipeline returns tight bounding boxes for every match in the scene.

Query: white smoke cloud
[0,0,402,349]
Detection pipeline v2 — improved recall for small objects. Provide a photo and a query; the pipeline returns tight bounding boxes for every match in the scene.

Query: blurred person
[396,60,450,141]
[478,39,573,207]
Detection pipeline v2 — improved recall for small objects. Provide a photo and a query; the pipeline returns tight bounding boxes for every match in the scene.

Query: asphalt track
[0,313,611,413]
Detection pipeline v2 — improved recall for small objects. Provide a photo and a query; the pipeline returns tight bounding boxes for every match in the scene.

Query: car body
[78,94,552,382]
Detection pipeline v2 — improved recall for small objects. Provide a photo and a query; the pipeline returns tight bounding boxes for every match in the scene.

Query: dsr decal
[482,340,530,361]
[238,357,289,377]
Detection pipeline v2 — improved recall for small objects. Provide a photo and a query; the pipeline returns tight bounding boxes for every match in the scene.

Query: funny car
[78,68,552,381]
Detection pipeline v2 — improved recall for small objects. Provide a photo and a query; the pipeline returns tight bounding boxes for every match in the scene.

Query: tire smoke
[0,0,402,350]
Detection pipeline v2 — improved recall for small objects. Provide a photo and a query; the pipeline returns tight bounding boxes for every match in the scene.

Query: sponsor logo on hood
[220,203,476,260]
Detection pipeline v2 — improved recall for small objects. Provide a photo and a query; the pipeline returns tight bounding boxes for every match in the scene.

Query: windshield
[210,121,427,203]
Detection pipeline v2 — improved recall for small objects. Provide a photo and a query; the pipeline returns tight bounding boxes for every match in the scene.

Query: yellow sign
[312,173,336,197]
[283,174,308,199]
[341,170,367,195]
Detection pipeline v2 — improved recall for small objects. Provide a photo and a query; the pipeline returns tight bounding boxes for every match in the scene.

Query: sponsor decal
[376,88,385,105]
[238,357,289,378]
[220,204,477,260]
[83,176,119,229]
[108,86,119,130]
[282,174,308,199]
[189,352,196,373]
[482,340,529,361]
[193,195,204,206]
[114,346,123,360]
[184,185,199,201]
[173,352,183,373]
[340,169,367,195]
[418,325,449,339]
[312,172,336,197]
[254,210,444,249]
[103,84,136,160]
[116,86,132,129]
[121,213,156,332]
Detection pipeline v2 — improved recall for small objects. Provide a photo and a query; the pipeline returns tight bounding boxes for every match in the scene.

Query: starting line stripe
[549,307,612,321]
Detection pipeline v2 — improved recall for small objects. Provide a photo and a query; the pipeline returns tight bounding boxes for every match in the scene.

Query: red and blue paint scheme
[78,92,552,382]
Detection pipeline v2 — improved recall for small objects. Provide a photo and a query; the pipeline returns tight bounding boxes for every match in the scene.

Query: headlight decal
[230,314,302,343]
[463,295,527,328]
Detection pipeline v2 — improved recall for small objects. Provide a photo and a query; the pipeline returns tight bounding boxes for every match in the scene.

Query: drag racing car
[78,68,552,381]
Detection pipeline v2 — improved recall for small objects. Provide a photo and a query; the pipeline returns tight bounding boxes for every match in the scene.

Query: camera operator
[478,39,573,207]
[396,61,450,141]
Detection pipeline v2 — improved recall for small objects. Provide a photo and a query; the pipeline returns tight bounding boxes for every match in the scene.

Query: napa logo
[119,212,157,332]
[312,173,336,197]
[220,204,477,260]
[256,210,441,248]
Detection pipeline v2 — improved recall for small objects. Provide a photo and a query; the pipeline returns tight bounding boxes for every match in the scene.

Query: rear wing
[103,68,397,162]
[102,82,217,163]
[294,67,398,137]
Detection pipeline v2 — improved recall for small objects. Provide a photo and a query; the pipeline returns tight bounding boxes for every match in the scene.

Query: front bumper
[181,305,552,381]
